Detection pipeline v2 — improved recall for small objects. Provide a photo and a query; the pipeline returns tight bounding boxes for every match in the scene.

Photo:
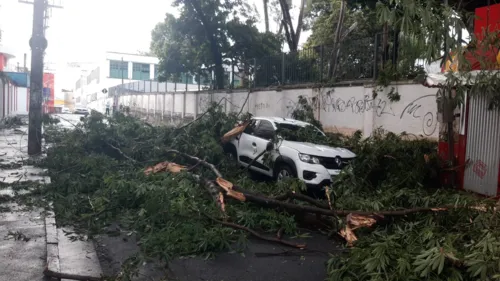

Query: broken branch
[106,142,138,163]
[205,214,306,249]
[165,149,223,178]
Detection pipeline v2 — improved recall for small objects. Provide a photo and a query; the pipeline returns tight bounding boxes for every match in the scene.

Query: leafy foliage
[150,0,282,89]
[38,102,500,280]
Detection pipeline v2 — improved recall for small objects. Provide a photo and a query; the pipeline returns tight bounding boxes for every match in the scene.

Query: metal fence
[253,36,376,87]
[110,35,395,95]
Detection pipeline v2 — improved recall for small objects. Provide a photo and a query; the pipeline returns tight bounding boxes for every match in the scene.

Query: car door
[237,119,260,167]
[245,120,276,176]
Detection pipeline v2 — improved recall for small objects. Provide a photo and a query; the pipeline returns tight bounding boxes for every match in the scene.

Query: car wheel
[224,145,237,161]
[276,164,295,182]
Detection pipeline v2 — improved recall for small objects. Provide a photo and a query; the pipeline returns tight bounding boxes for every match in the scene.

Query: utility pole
[20,0,62,155]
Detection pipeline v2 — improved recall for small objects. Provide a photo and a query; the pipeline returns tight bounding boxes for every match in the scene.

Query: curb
[44,206,103,280]
[44,208,60,274]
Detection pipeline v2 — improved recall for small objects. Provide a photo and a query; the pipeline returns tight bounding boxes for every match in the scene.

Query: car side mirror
[266,141,274,151]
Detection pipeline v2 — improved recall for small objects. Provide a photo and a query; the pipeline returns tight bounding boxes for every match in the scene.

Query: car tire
[275,164,295,182]
[224,144,237,162]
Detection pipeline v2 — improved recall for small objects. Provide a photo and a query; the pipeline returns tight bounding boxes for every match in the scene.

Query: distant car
[61,107,71,114]
[73,107,89,116]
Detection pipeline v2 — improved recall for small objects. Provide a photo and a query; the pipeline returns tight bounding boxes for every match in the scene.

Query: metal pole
[320,45,324,82]
[27,0,47,155]
[281,53,285,85]
[373,34,379,80]
[231,59,235,89]
[253,58,257,89]
[198,69,201,91]
[443,0,455,188]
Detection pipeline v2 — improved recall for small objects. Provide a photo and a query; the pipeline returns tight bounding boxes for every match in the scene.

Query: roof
[422,71,500,88]
[254,116,312,127]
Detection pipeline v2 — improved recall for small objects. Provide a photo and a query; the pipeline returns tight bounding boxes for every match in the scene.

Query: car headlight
[334,156,342,167]
[298,153,320,164]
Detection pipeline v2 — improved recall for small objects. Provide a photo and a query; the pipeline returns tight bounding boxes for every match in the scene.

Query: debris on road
[36,102,500,281]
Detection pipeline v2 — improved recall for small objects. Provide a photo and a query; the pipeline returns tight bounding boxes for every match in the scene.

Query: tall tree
[278,0,309,51]
[151,0,281,89]
[263,0,270,32]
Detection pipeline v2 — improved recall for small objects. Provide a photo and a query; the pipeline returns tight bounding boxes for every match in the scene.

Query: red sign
[473,160,488,179]
[43,73,55,113]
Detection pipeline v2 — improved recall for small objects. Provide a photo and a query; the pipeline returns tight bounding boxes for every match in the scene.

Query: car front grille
[318,157,354,169]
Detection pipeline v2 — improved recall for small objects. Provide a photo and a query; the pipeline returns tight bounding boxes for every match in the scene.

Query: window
[244,120,259,135]
[275,123,326,142]
[132,63,150,80]
[254,120,275,140]
[109,60,128,79]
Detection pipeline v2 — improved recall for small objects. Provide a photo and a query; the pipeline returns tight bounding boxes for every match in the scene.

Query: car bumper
[296,162,344,188]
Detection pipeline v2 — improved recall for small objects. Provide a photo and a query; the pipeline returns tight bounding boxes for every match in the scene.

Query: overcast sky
[0,0,308,90]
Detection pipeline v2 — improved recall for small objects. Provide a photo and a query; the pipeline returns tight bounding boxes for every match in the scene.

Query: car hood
[281,140,356,158]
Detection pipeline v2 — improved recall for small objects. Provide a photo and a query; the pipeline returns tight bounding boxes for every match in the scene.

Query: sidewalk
[0,118,102,281]
[0,122,49,281]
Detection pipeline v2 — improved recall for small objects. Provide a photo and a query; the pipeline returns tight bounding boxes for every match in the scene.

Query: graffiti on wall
[274,91,437,136]
[198,94,245,113]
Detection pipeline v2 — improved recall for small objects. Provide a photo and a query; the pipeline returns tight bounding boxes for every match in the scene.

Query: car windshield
[275,123,326,142]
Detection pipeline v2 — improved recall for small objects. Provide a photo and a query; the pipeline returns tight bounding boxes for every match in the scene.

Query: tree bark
[294,0,306,47]
[328,0,346,79]
[278,0,297,51]
[187,0,225,89]
[264,0,270,33]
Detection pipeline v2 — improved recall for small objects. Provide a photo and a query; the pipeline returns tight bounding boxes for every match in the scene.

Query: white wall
[118,83,439,139]
[15,87,29,115]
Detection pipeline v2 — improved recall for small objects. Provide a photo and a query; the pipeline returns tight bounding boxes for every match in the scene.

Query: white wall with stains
[119,82,439,138]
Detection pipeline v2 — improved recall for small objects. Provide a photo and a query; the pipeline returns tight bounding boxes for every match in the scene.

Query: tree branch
[106,142,138,163]
[165,149,223,178]
[273,191,330,210]
[237,91,251,117]
[205,214,306,249]
[243,149,268,172]
[294,0,306,46]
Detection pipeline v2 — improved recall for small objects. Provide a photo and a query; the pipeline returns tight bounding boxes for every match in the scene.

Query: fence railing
[253,36,375,87]
[107,33,421,96]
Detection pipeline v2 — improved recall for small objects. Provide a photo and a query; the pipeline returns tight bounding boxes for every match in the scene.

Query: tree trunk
[278,0,297,51]
[328,0,346,79]
[294,0,306,47]
[264,0,270,33]
[187,0,225,89]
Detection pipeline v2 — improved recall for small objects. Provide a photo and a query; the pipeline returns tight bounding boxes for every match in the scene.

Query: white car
[73,107,89,116]
[224,117,356,188]
[61,107,71,114]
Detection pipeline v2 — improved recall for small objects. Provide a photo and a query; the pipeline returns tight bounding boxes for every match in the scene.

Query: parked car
[224,117,356,188]
[73,107,89,116]
[61,107,71,114]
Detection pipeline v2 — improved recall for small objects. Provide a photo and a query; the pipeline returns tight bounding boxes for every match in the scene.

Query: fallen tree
[38,103,500,281]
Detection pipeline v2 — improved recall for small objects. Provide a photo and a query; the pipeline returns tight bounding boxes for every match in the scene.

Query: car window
[244,119,260,135]
[254,120,275,139]
[275,123,326,142]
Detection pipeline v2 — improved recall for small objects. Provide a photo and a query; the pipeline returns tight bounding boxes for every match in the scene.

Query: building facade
[0,47,25,118]
[75,51,242,113]
[74,52,163,110]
